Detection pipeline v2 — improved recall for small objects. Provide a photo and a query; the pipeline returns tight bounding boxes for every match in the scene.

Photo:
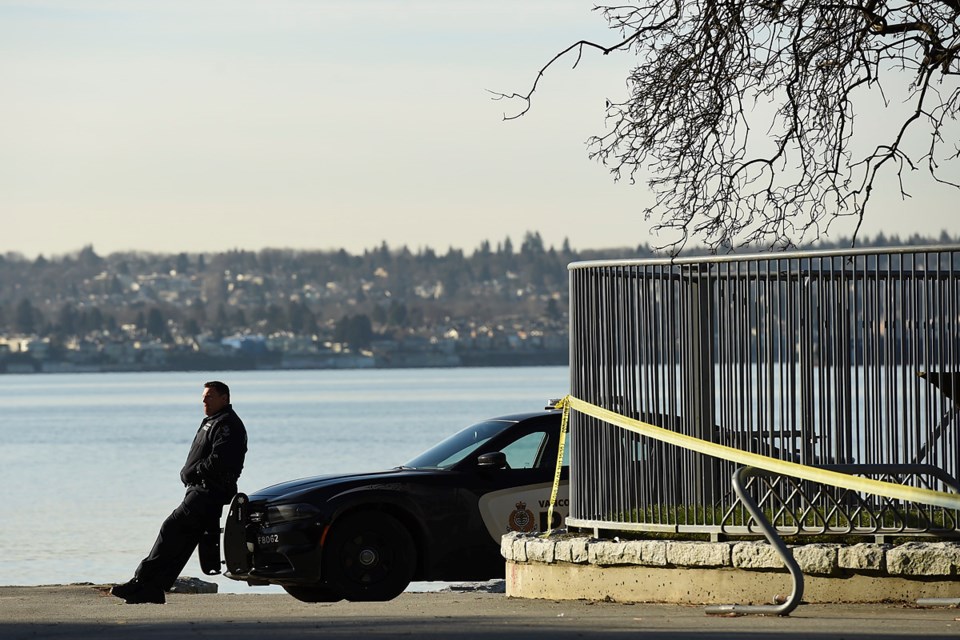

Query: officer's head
[202,380,230,416]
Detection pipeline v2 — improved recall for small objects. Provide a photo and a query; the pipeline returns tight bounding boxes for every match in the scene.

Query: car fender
[320,484,439,573]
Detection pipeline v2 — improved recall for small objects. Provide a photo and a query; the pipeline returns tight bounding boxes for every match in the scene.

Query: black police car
[222,407,569,602]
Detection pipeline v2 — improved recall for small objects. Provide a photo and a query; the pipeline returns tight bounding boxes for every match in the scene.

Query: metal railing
[567,246,960,538]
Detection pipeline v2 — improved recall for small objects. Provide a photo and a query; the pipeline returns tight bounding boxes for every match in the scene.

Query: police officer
[111,381,247,604]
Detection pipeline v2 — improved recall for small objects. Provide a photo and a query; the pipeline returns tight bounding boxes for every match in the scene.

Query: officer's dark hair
[204,380,230,402]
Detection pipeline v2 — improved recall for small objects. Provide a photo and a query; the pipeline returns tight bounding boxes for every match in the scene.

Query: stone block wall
[503,532,960,577]
[501,532,960,604]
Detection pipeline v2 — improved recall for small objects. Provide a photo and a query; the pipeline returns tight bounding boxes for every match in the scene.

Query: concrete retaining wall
[502,532,960,604]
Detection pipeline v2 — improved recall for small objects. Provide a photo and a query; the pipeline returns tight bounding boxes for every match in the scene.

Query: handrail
[568,243,960,270]
[705,466,804,617]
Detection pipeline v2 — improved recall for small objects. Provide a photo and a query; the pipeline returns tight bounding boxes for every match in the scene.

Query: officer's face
[202,387,228,416]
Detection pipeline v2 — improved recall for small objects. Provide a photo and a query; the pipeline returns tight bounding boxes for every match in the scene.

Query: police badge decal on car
[508,501,536,533]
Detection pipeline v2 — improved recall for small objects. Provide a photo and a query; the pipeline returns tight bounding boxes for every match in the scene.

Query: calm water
[0,367,568,592]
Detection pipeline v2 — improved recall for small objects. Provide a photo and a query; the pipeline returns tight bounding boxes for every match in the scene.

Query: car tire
[282,585,343,603]
[324,511,416,601]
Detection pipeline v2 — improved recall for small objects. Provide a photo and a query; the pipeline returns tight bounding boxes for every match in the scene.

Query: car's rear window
[404,419,513,469]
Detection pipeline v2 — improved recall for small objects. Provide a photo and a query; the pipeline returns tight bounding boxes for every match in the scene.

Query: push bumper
[222,493,326,586]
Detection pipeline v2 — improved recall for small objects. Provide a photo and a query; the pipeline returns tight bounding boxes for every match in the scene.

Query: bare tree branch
[499,0,960,254]
[489,4,681,120]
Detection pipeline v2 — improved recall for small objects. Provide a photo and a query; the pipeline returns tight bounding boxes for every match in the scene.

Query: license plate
[257,534,279,546]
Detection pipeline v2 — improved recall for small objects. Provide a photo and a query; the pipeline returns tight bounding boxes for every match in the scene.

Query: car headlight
[266,502,322,524]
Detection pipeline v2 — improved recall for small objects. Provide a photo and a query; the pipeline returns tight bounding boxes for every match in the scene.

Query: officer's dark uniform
[133,404,247,591]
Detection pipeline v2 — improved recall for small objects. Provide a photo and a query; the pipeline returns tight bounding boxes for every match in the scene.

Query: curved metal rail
[705,466,804,617]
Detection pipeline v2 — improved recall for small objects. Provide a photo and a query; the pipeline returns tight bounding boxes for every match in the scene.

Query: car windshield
[403,419,514,470]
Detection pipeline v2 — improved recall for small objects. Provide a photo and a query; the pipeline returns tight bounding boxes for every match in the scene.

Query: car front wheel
[324,511,416,601]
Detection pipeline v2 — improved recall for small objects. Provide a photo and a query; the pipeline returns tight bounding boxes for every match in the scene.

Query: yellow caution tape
[543,397,570,536]
[549,395,960,512]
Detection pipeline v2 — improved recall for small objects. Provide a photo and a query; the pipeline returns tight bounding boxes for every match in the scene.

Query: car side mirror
[477,451,507,469]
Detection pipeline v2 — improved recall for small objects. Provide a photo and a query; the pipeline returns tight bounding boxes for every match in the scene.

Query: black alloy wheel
[324,511,416,601]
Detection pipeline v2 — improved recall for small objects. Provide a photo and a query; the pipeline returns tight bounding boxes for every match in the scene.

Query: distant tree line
[0,231,956,349]
[0,232,593,345]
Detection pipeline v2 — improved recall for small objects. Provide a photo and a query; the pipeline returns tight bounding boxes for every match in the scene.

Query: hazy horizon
[4,1,956,259]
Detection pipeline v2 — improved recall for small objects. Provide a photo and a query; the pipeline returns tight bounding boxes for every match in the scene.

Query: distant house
[20,337,51,360]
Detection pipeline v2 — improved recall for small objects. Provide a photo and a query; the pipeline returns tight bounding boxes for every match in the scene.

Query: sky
[1,0,956,259]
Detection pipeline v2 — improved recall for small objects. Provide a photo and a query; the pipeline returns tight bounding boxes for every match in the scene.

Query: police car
[222,407,569,602]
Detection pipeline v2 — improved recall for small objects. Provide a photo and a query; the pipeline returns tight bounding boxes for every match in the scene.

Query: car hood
[248,467,435,501]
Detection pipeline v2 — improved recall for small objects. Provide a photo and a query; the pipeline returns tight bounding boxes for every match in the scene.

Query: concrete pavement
[2,585,960,639]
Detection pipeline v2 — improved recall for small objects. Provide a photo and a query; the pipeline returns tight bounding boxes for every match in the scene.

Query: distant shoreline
[1,350,569,375]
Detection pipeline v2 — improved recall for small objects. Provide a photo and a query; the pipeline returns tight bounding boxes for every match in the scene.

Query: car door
[470,416,570,541]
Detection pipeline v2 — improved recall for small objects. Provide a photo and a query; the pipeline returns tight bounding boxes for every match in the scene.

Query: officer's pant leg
[135,489,222,591]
